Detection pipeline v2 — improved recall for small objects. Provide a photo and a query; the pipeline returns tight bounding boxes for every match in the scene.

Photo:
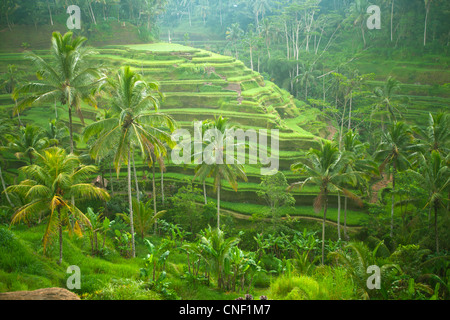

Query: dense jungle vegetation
[0,0,448,301]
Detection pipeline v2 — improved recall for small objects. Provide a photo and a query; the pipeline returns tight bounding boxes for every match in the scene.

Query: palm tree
[193,116,247,229]
[119,198,166,240]
[289,140,360,264]
[374,121,414,237]
[197,0,210,26]
[243,28,260,71]
[295,62,319,101]
[251,0,271,31]
[0,64,23,94]
[371,76,403,131]
[408,151,449,253]
[261,17,272,58]
[329,241,399,299]
[83,66,176,258]
[413,112,450,156]
[157,155,166,205]
[423,0,434,46]
[13,31,106,154]
[340,130,379,239]
[226,23,244,59]
[44,119,70,148]
[4,124,49,165]
[6,147,110,264]
[348,0,370,48]
[0,117,14,206]
[0,64,25,126]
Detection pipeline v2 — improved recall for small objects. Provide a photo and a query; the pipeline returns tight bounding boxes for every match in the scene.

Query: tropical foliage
[0,0,448,303]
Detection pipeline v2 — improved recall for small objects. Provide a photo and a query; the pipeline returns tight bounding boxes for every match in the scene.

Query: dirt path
[370,176,392,204]
[326,120,338,140]
[109,194,363,232]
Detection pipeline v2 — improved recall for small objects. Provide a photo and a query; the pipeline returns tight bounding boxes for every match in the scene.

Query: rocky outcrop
[0,288,80,300]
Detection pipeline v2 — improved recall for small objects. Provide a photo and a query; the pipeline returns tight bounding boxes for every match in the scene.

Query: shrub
[313,266,358,300]
[81,279,162,300]
[270,275,320,300]
[252,272,271,288]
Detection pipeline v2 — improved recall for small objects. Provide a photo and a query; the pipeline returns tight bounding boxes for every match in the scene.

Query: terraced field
[94,44,340,204]
[349,54,450,127]
[0,43,364,225]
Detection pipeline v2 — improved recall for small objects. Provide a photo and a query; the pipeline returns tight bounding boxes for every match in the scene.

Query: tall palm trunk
[424,2,430,46]
[337,191,341,240]
[361,22,366,48]
[47,0,53,25]
[339,98,348,149]
[217,183,221,229]
[348,92,353,130]
[68,106,74,154]
[390,0,394,42]
[132,151,140,203]
[0,167,13,207]
[127,147,136,258]
[152,154,157,234]
[250,45,254,71]
[344,195,348,240]
[390,164,396,238]
[434,203,439,253]
[203,180,207,204]
[14,100,24,128]
[160,158,165,205]
[161,169,164,205]
[58,207,63,265]
[321,191,328,265]
[109,162,114,195]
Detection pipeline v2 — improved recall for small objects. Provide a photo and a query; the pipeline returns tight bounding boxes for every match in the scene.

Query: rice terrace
[0,0,448,307]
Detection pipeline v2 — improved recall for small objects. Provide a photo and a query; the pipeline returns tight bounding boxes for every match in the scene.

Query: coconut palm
[251,0,271,30]
[4,124,49,165]
[340,130,379,239]
[413,112,450,157]
[371,76,404,131]
[408,151,449,253]
[289,140,360,264]
[44,119,70,148]
[348,0,370,48]
[374,121,414,237]
[13,31,106,153]
[6,147,110,264]
[83,66,176,258]
[226,23,244,59]
[193,116,248,229]
[329,241,400,299]
[119,198,166,240]
[423,0,434,46]
[0,117,14,206]
[295,62,320,101]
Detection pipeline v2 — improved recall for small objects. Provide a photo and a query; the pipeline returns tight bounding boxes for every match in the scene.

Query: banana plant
[86,207,103,255]
[141,239,171,282]
[199,227,240,290]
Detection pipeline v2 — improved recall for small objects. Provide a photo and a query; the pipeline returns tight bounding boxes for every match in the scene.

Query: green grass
[0,223,269,300]
[121,43,200,53]
[217,200,367,226]
[0,224,144,294]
